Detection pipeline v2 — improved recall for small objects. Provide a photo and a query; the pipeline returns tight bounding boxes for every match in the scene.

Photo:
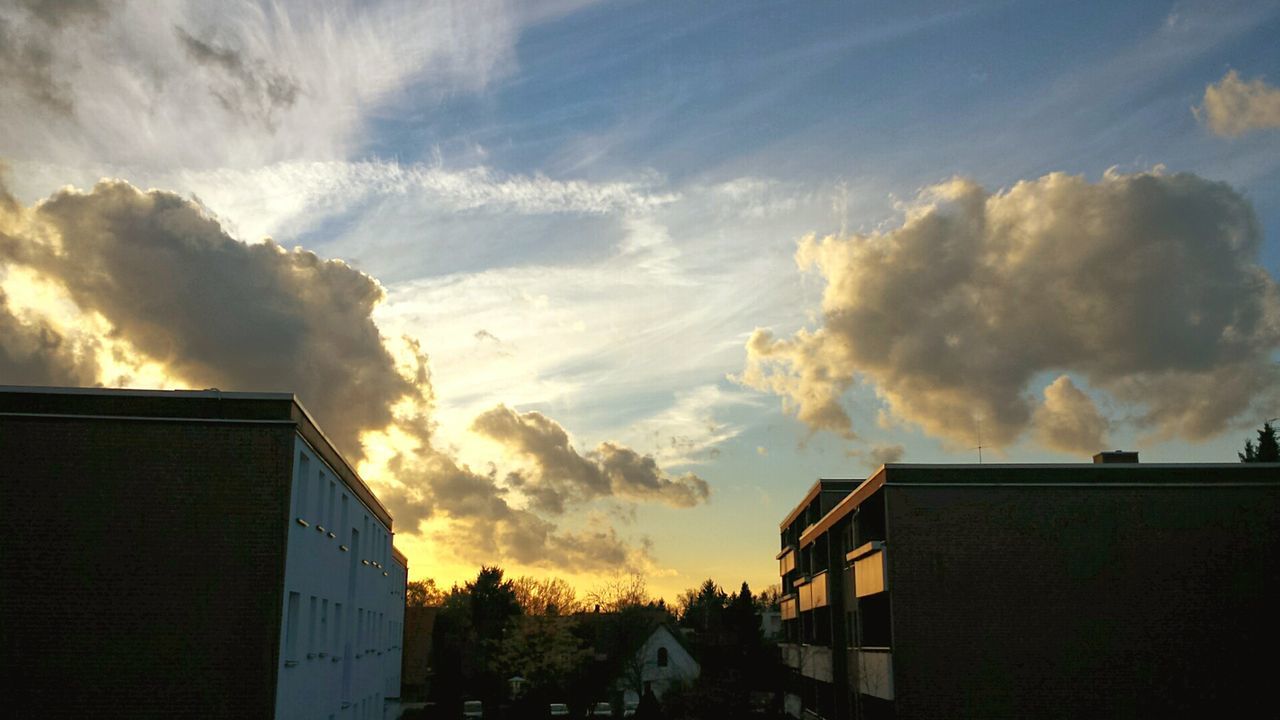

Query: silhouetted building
[777,458,1280,719]
[0,386,407,719]
[401,604,438,700]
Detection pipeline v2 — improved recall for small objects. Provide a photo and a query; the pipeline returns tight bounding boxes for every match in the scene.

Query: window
[334,603,343,656]
[657,647,668,667]
[317,471,327,526]
[296,454,311,518]
[341,494,349,543]
[858,594,891,647]
[285,592,300,665]
[320,599,329,656]
[308,596,317,658]
[328,481,337,530]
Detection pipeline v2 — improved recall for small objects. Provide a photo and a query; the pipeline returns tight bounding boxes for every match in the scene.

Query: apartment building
[0,386,407,719]
[776,456,1280,719]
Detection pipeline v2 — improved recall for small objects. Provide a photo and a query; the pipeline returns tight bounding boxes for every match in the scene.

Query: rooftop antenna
[974,416,984,464]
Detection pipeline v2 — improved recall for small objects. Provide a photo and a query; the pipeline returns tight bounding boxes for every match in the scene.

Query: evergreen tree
[1239,421,1279,462]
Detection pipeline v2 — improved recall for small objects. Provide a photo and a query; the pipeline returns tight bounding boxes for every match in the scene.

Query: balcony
[811,571,828,609]
[780,643,833,683]
[797,570,829,612]
[778,547,797,576]
[848,541,886,598]
[780,595,798,621]
[850,648,893,700]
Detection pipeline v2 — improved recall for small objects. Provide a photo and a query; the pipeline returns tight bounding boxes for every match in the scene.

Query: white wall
[621,626,700,704]
[274,436,407,720]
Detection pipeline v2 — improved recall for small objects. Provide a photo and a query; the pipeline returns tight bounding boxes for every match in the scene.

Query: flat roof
[796,462,1280,548]
[779,478,861,531]
[0,385,394,528]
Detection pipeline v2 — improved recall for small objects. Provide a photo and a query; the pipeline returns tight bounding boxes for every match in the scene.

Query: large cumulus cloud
[2,178,421,458]
[0,176,691,573]
[471,404,710,514]
[380,450,637,573]
[741,169,1280,451]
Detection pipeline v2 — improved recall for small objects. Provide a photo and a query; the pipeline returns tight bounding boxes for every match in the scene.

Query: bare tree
[512,575,583,615]
[587,571,649,612]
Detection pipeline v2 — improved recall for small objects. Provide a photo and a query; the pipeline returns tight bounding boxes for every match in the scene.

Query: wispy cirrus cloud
[0,0,520,172]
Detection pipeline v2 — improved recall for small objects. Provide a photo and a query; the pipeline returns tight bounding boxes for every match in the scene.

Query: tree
[679,579,727,633]
[587,571,650,612]
[406,578,444,607]
[755,584,781,612]
[466,566,522,644]
[428,568,523,710]
[494,614,591,695]
[512,575,583,615]
[1240,421,1280,462]
[725,582,760,646]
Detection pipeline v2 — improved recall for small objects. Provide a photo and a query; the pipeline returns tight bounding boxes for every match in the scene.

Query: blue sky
[2,0,1278,599]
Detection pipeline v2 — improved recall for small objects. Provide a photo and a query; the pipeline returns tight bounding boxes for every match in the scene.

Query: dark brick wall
[884,477,1280,719]
[0,414,295,718]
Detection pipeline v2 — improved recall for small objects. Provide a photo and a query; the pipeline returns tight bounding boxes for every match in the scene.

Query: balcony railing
[781,595,798,620]
[850,648,893,700]
[811,570,828,609]
[780,643,833,683]
[778,547,797,576]
[848,541,886,598]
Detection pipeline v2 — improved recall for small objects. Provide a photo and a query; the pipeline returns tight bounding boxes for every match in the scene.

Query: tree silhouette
[406,578,444,607]
[1239,421,1279,462]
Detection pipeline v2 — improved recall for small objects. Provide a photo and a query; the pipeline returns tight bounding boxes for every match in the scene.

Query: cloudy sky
[2,0,1278,600]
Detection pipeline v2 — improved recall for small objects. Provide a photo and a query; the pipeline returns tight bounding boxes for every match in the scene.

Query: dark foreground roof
[0,385,393,527]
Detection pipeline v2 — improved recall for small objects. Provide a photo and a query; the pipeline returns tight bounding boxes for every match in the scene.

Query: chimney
[1093,450,1139,464]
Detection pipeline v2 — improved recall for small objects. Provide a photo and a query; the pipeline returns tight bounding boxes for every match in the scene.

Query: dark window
[855,490,886,546]
[657,647,668,667]
[859,594,891,647]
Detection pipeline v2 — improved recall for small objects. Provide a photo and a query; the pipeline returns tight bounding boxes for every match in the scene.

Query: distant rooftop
[793,460,1280,547]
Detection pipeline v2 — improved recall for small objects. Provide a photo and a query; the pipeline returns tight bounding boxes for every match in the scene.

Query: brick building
[776,457,1280,719]
[0,386,408,719]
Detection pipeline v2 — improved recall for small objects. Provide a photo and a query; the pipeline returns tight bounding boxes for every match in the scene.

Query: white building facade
[273,435,407,720]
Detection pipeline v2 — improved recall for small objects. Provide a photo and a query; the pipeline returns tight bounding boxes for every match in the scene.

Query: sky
[1,0,1278,602]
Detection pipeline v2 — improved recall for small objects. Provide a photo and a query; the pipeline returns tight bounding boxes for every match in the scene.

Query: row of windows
[296,447,394,566]
[284,591,401,665]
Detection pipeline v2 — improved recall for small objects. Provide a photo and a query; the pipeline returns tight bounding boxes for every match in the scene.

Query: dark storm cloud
[742,170,1280,449]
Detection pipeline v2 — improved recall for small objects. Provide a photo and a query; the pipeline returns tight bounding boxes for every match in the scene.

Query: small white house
[618,625,700,706]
